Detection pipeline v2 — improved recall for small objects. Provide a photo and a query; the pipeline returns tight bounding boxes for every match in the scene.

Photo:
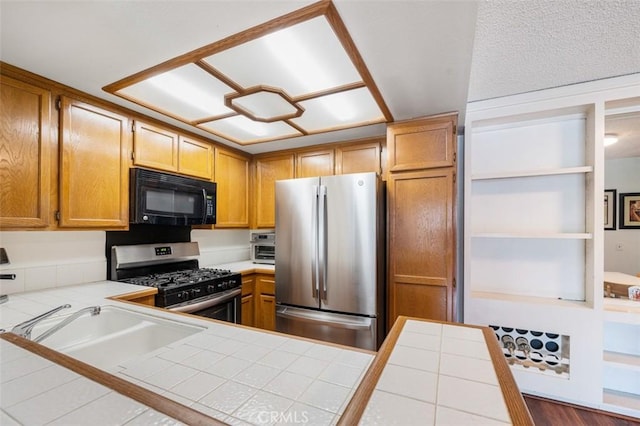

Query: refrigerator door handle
[276,306,373,331]
[311,185,319,299]
[318,185,328,300]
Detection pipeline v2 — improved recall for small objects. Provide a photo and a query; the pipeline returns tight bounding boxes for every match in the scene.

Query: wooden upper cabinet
[133,121,178,172]
[58,96,129,228]
[133,121,213,180]
[336,140,382,175]
[214,148,250,228]
[387,114,457,172]
[296,148,334,178]
[0,76,52,228]
[254,153,295,228]
[178,135,213,180]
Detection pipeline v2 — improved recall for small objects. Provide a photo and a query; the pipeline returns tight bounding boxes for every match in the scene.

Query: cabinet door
[178,136,213,180]
[254,153,295,228]
[59,97,129,228]
[336,140,382,175]
[387,168,456,327]
[296,149,334,178]
[0,76,52,228]
[214,148,249,228]
[387,114,456,172]
[133,121,178,172]
[241,274,255,327]
[255,274,276,331]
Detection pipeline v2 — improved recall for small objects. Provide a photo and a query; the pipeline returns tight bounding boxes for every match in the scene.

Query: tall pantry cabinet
[386,113,458,329]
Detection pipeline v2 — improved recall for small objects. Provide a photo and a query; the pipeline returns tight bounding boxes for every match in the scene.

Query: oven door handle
[168,288,241,313]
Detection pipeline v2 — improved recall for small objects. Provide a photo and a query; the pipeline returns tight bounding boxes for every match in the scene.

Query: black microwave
[130,168,216,226]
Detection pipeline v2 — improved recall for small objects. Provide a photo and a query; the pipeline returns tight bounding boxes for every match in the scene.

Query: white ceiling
[1,0,639,156]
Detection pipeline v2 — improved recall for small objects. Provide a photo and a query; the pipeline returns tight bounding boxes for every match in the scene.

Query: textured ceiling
[468,0,640,102]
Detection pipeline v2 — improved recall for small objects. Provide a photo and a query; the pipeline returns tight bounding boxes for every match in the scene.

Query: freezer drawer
[276,305,377,351]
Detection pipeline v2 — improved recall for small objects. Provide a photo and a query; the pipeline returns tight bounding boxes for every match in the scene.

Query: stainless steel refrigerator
[275,172,385,351]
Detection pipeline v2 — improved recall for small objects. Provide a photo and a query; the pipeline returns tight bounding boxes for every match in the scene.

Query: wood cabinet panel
[336,140,382,175]
[296,149,334,178]
[255,274,276,331]
[388,168,456,326]
[214,148,249,228]
[0,76,51,228]
[241,275,255,327]
[387,113,457,329]
[133,121,178,172]
[387,115,456,172]
[178,136,213,180]
[59,97,129,228]
[254,153,295,228]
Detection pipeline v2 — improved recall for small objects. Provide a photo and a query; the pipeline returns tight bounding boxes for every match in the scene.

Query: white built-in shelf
[471,166,593,181]
[471,233,592,240]
[604,351,640,372]
[603,389,640,413]
[604,299,640,323]
[470,291,589,308]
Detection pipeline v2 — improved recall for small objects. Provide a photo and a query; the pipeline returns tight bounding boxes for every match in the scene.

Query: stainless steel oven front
[167,288,241,323]
[250,232,275,264]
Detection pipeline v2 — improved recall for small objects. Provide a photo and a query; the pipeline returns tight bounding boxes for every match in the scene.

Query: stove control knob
[177,290,189,300]
[207,284,216,293]
[191,288,201,298]
[221,281,228,289]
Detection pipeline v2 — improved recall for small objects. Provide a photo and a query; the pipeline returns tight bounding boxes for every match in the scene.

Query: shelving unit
[463,74,640,417]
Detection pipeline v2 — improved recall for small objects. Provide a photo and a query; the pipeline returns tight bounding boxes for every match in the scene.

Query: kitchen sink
[29,305,204,369]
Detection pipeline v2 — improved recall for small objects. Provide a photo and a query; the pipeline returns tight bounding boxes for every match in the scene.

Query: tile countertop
[0,282,532,426]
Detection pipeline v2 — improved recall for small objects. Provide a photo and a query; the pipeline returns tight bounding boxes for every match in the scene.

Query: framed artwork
[604,189,617,230]
[619,192,640,229]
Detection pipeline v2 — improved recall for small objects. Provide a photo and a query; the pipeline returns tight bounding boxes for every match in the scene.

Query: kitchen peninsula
[0,281,532,425]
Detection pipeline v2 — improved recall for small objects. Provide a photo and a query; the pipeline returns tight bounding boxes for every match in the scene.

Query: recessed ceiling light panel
[103,1,392,145]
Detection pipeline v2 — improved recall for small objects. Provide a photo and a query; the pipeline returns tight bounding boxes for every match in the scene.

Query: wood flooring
[524,394,640,426]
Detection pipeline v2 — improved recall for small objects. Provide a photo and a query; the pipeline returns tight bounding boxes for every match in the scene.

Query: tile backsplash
[0,229,252,294]
[0,231,106,294]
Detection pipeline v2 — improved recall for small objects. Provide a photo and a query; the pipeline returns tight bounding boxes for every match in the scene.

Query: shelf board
[471,232,592,240]
[604,351,640,372]
[603,389,640,412]
[470,291,589,308]
[604,299,640,322]
[471,166,593,181]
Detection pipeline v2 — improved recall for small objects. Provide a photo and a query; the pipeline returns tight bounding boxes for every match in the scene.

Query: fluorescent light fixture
[604,133,619,146]
[148,72,220,116]
[263,25,356,121]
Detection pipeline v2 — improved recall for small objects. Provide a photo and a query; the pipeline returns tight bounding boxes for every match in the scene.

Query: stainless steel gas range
[110,242,242,323]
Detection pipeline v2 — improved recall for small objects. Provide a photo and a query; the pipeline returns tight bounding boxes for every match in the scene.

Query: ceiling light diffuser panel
[104,1,392,145]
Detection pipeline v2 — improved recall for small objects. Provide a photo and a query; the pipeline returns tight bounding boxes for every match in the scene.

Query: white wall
[604,157,640,275]
[191,229,250,267]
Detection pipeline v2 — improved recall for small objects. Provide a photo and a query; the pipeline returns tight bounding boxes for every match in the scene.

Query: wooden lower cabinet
[241,274,255,327]
[255,274,276,331]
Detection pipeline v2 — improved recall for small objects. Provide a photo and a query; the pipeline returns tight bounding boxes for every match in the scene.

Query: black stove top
[120,267,242,308]
[123,268,236,288]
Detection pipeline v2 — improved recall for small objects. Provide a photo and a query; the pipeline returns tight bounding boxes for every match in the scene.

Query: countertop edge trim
[0,333,227,426]
[337,316,407,425]
[482,327,535,426]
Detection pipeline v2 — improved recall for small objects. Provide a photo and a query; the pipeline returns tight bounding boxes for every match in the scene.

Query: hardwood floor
[524,394,640,425]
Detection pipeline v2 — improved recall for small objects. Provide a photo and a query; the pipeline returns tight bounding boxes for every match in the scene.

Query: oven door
[251,243,275,264]
[167,288,241,323]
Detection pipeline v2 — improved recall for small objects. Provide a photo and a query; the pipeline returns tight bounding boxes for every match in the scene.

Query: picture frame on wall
[619,192,640,229]
[604,189,617,230]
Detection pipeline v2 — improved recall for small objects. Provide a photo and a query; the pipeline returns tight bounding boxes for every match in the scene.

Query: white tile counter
[0,282,371,425]
[205,260,275,274]
[0,283,530,425]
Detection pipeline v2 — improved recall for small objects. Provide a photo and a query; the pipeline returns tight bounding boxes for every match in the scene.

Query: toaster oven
[250,232,275,264]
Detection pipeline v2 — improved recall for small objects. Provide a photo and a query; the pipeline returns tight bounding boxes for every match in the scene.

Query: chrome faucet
[32,306,101,343]
[11,304,72,340]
